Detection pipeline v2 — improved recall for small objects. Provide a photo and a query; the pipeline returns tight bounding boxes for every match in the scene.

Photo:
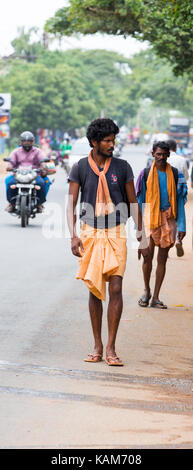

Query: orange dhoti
[150,207,177,248]
[76,223,127,301]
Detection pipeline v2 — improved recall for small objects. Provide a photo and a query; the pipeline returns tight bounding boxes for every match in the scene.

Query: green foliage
[0,27,193,137]
[127,50,188,109]
[45,0,193,77]
[0,60,98,133]
[0,33,138,134]
[11,27,43,61]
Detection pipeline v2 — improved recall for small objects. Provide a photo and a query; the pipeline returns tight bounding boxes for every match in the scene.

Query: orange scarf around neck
[144,161,177,230]
[88,152,114,217]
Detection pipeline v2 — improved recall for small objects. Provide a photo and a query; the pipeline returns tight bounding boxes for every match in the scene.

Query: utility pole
[43,32,49,50]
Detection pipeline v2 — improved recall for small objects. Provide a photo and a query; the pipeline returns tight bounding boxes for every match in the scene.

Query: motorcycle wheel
[21,195,28,228]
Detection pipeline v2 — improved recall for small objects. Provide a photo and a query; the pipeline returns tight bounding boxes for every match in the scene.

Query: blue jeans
[43,176,52,196]
[6,175,46,204]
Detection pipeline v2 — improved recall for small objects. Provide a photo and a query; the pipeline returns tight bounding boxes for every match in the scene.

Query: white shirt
[167,151,189,181]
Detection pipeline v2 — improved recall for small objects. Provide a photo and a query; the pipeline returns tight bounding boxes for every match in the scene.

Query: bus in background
[168,117,190,147]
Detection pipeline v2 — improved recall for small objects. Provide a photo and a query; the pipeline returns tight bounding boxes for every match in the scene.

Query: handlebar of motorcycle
[4,156,50,173]
[5,155,50,163]
[6,167,43,173]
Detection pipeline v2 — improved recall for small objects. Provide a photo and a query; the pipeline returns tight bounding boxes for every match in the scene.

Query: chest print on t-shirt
[111,173,118,184]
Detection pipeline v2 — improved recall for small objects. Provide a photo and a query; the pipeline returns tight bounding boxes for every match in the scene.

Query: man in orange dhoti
[136,141,186,309]
[67,118,149,366]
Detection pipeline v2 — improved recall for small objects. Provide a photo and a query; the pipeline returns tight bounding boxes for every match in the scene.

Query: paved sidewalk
[0,168,192,449]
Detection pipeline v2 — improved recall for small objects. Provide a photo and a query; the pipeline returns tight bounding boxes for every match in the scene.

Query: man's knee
[157,247,169,264]
[109,277,122,297]
[6,177,17,201]
[89,292,102,305]
[7,176,16,187]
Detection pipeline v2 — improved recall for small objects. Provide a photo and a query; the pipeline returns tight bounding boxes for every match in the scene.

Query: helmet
[20,131,34,142]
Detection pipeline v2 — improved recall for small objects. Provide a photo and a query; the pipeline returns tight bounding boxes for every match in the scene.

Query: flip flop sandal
[84,353,103,363]
[150,299,167,309]
[105,356,123,366]
[138,293,151,307]
[175,242,184,257]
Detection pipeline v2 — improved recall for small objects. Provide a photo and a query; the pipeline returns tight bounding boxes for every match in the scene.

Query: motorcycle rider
[59,136,72,173]
[5,131,47,213]
[59,136,72,157]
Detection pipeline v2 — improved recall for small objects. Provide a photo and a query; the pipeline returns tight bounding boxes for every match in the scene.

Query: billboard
[0,93,11,111]
[0,95,11,140]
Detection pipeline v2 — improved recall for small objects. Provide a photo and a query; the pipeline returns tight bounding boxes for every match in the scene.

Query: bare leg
[142,236,155,295]
[152,246,170,301]
[139,236,155,306]
[88,292,103,356]
[106,275,123,362]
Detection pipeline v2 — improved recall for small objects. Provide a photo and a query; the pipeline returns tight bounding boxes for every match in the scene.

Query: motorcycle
[59,151,70,174]
[114,141,124,158]
[48,150,59,166]
[4,158,49,227]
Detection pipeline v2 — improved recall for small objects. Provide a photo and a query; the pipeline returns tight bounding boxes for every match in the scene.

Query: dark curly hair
[86,118,119,147]
[152,140,170,153]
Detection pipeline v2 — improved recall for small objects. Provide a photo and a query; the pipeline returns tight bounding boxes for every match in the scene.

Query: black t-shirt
[68,157,134,228]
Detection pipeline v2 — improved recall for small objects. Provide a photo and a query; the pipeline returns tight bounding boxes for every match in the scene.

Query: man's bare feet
[106,347,123,366]
[138,289,151,307]
[84,344,103,363]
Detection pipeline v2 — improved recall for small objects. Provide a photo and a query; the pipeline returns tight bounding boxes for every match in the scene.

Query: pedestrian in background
[167,139,189,256]
[136,141,187,309]
[167,139,189,181]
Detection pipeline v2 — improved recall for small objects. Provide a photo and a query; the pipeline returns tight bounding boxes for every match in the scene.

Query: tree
[0,39,139,134]
[127,50,188,110]
[0,61,98,133]
[11,27,43,61]
[45,0,193,77]
[1,27,192,138]
[125,49,193,130]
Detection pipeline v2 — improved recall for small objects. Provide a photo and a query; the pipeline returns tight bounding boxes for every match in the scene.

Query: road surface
[0,145,192,449]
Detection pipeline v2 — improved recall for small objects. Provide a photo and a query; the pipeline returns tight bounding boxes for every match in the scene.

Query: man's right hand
[71,236,84,257]
[6,164,14,172]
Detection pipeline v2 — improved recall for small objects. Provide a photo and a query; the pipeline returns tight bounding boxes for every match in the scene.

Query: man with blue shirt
[136,141,187,309]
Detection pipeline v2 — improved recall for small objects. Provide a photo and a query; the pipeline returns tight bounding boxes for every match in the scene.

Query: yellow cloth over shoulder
[76,223,127,301]
[144,161,177,230]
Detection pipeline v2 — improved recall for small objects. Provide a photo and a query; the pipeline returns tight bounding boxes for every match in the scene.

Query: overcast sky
[0,0,147,57]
